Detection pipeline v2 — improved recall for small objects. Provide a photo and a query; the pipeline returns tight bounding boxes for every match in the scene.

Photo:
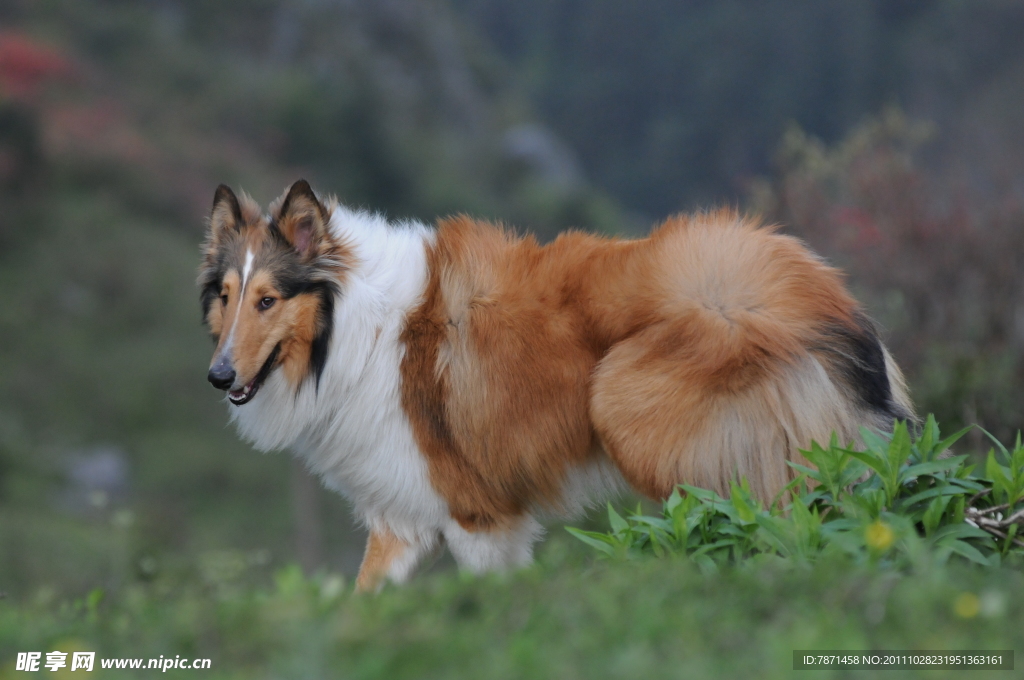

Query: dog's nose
[208,357,236,390]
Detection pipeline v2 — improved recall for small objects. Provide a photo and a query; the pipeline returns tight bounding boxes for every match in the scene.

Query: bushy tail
[591,215,915,502]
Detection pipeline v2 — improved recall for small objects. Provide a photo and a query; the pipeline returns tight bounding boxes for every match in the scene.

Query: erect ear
[208,184,243,241]
[275,179,331,259]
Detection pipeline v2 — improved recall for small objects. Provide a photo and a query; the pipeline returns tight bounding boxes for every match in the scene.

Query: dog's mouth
[228,344,281,406]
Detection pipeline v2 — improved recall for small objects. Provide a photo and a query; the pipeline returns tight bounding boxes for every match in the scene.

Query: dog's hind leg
[355,526,440,593]
[443,514,543,574]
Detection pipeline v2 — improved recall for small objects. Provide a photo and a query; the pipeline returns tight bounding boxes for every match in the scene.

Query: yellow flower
[953,592,980,619]
[864,520,895,551]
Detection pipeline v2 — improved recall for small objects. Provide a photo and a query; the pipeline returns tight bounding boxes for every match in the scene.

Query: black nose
[208,357,236,390]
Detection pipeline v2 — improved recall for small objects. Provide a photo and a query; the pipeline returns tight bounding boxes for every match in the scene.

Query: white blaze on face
[223,248,255,358]
[240,247,255,293]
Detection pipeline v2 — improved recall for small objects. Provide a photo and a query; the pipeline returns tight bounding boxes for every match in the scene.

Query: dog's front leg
[354,525,438,593]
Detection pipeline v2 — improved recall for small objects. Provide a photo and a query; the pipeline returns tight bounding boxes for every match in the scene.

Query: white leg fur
[443,515,544,574]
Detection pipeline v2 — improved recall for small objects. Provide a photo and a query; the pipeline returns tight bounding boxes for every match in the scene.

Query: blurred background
[1,0,1023,600]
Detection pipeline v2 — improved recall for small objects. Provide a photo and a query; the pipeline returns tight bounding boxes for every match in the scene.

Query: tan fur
[278,293,327,387]
[220,269,319,389]
[591,215,867,499]
[355,528,410,593]
[401,210,914,527]
[401,217,606,530]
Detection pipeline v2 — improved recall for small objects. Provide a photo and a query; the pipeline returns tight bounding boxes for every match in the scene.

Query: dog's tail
[814,310,915,427]
[591,213,915,502]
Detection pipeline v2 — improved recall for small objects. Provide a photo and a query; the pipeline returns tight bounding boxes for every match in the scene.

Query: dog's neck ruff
[228,205,434,453]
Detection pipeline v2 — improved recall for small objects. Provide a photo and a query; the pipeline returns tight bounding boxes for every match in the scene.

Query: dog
[198,179,913,591]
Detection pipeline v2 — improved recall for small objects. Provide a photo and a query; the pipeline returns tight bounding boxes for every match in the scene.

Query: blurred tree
[0,102,42,249]
[455,0,1024,220]
[290,458,323,575]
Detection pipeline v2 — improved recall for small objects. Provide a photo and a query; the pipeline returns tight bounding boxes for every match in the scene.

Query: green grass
[1,538,1022,679]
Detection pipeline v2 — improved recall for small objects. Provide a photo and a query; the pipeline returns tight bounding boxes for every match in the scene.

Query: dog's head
[198,180,350,405]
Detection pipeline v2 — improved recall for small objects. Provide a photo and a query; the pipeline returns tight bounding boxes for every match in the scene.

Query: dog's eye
[258,297,276,311]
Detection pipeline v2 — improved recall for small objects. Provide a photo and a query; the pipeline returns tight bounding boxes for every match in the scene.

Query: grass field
[2,534,1021,679]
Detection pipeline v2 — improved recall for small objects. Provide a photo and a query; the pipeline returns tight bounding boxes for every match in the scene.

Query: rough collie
[199,180,913,591]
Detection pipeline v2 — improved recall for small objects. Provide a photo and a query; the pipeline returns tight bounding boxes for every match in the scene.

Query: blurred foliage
[457,0,1024,217]
[750,109,1024,440]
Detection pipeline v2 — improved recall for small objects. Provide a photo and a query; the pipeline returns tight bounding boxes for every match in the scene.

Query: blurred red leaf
[0,32,74,99]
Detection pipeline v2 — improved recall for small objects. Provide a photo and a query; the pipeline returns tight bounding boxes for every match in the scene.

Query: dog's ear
[199,185,244,310]
[209,184,243,240]
[274,179,331,259]
[201,184,245,263]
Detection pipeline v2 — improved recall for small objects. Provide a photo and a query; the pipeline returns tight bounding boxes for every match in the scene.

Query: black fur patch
[818,313,911,422]
[307,281,336,390]
[199,280,220,322]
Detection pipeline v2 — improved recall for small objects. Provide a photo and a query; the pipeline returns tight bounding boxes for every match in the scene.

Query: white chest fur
[228,209,449,541]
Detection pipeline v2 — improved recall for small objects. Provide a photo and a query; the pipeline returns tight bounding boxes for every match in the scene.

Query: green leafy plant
[568,415,1024,569]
